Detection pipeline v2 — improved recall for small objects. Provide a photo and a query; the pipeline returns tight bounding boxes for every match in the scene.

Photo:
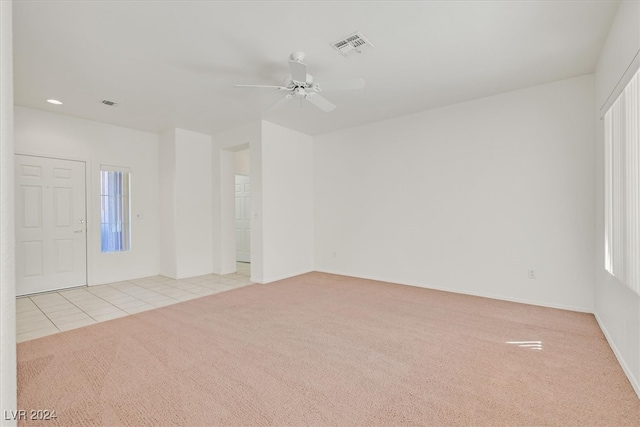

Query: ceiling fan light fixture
[234,51,364,113]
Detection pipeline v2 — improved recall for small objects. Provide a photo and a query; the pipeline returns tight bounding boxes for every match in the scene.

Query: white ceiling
[13,0,619,137]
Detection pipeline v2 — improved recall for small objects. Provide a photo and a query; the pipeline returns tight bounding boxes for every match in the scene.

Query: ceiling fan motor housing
[289,51,306,62]
[294,87,308,98]
[284,74,314,87]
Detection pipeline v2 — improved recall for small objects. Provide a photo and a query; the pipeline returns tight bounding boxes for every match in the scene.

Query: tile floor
[16,262,253,343]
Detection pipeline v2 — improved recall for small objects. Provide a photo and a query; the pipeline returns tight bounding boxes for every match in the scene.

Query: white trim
[0,0,16,421]
[89,273,170,286]
[100,164,132,173]
[255,269,315,285]
[14,149,88,164]
[594,313,640,399]
[600,47,640,119]
[603,68,640,295]
[315,268,593,313]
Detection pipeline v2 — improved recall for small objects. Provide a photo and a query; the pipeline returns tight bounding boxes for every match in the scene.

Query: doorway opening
[233,146,251,276]
[235,174,251,265]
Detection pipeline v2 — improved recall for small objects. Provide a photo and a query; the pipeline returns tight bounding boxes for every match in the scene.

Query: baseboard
[90,272,167,286]
[254,270,315,285]
[315,268,593,313]
[594,313,640,399]
[315,268,639,400]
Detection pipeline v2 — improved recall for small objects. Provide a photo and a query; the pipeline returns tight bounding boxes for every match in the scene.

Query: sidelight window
[100,166,131,252]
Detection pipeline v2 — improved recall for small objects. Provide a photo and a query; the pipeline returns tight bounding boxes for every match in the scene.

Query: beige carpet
[17,272,640,426]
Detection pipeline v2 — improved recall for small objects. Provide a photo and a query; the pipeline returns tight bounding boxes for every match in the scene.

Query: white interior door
[235,175,251,262]
[15,155,87,296]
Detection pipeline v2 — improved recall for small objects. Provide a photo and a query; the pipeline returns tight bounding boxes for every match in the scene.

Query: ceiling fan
[235,52,365,112]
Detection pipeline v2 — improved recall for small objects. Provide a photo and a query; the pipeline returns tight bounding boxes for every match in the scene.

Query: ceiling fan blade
[264,96,292,112]
[235,84,288,90]
[289,60,308,83]
[319,78,366,91]
[307,94,336,112]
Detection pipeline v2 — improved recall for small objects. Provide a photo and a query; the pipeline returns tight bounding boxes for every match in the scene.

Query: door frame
[14,152,90,294]
[235,173,251,263]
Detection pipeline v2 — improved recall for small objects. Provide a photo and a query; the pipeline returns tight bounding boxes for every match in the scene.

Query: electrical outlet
[528,269,537,279]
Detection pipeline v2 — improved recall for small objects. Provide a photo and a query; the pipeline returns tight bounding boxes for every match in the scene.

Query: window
[604,67,639,295]
[100,166,131,252]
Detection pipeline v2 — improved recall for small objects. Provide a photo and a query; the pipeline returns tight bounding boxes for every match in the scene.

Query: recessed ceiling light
[46,99,63,105]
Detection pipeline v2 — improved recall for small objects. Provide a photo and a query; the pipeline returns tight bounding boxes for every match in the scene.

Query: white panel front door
[235,175,251,262]
[15,155,87,296]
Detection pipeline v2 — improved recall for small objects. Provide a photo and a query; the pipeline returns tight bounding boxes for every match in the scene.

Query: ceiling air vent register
[101,99,118,106]
[331,32,374,57]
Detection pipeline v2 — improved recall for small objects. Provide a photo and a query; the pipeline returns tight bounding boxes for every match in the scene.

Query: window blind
[604,68,640,295]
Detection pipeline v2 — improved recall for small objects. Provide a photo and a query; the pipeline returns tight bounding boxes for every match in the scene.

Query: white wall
[14,107,160,285]
[261,121,314,283]
[249,134,264,282]
[219,150,236,274]
[315,75,595,312]
[594,0,640,398]
[212,144,235,275]
[159,128,213,278]
[234,149,250,176]
[159,129,177,278]
[1,0,16,423]
[174,129,213,277]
